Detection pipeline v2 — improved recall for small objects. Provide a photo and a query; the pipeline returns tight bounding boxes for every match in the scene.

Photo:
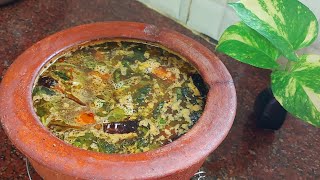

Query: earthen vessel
[0,22,236,180]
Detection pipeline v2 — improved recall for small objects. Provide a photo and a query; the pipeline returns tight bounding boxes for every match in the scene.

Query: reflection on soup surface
[32,40,208,154]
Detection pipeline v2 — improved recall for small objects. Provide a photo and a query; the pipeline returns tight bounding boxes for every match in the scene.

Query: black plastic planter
[254,88,287,130]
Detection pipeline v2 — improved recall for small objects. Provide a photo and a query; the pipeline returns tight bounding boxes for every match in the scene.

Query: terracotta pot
[0,22,236,180]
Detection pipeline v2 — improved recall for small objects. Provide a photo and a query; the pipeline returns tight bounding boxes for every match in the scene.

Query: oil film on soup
[32,40,208,154]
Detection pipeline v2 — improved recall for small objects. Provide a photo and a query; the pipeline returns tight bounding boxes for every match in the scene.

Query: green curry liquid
[32,40,207,154]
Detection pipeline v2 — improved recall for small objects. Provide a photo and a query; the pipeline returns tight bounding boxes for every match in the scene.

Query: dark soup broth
[32,40,208,154]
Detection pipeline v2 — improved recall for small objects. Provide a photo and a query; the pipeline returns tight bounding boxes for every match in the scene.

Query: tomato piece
[152,67,176,81]
[76,112,96,125]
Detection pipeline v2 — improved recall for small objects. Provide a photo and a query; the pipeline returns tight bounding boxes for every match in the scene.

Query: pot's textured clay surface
[0,22,236,179]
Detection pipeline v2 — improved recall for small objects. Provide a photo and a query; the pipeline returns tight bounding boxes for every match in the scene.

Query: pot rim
[0,22,236,179]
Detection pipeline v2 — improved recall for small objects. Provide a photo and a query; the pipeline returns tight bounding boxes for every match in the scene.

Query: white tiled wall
[187,0,227,39]
[138,0,182,20]
[216,6,239,38]
[138,0,320,53]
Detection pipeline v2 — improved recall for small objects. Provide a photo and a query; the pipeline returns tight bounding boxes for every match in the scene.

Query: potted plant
[217,0,320,129]
[0,22,236,179]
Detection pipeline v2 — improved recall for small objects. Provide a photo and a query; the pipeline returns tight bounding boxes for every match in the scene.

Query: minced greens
[32,40,207,154]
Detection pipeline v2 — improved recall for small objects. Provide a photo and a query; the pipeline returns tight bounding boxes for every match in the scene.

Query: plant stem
[275,57,288,71]
[285,60,295,72]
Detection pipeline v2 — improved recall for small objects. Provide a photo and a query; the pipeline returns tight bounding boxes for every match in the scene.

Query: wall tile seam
[179,0,193,23]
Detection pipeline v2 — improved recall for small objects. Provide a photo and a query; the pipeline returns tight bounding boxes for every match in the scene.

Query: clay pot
[0,22,236,180]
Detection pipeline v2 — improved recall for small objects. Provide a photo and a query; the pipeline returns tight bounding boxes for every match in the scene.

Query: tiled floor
[0,0,319,179]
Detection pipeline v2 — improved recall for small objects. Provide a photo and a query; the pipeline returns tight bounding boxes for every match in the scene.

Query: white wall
[138,0,320,54]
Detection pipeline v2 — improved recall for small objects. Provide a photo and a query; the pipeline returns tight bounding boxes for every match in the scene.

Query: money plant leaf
[217,22,280,69]
[272,54,320,127]
[230,0,319,61]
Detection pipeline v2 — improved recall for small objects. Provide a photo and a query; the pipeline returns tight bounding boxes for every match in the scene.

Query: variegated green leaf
[271,54,320,127]
[217,22,280,69]
[230,0,319,62]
